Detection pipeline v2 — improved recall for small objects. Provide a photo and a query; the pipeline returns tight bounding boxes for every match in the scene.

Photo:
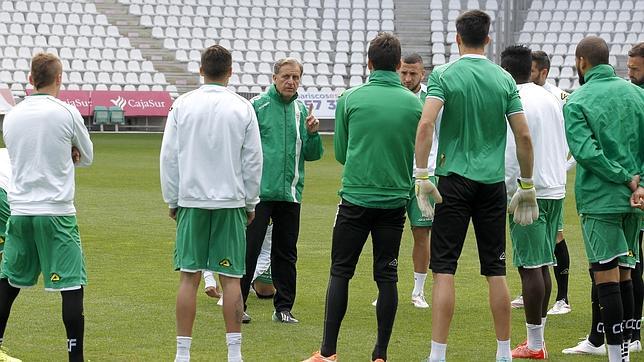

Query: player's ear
[28,73,34,87]
[395,59,401,71]
[484,35,491,46]
[367,59,374,71]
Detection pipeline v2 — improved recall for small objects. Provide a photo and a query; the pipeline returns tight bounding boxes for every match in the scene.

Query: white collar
[460,54,487,59]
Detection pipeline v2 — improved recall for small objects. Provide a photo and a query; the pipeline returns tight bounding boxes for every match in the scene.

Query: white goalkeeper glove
[508,178,538,226]
[414,168,443,219]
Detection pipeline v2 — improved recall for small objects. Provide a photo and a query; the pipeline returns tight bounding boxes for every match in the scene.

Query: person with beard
[563,41,644,357]
[562,36,644,362]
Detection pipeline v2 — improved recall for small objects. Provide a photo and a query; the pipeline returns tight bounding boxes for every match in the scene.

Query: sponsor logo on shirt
[50,273,61,282]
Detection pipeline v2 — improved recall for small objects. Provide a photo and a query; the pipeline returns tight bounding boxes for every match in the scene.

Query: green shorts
[174,207,247,278]
[557,202,564,232]
[0,189,10,254]
[510,199,562,268]
[0,216,86,290]
[580,213,641,268]
[407,176,438,228]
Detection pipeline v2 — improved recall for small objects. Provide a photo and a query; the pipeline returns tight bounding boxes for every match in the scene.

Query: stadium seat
[109,106,125,124]
[94,106,110,124]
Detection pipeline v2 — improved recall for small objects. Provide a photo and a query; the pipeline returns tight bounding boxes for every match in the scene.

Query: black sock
[588,270,605,347]
[320,276,349,357]
[553,240,570,303]
[61,287,84,362]
[633,231,643,341]
[597,282,623,346]
[621,279,634,343]
[0,278,20,343]
[372,281,398,361]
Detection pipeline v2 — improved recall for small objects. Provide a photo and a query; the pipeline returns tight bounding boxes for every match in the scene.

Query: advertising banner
[297,92,339,119]
[91,91,173,117]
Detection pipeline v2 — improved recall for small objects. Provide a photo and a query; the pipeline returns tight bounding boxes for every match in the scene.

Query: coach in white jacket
[502,46,568,359]
[0,52,93,362]
[160,45,262,362]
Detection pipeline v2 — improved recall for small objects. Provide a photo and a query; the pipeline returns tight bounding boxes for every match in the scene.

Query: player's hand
[71,146,80,164]
[628,175,640,192]
[631,186,644,210]
[305,104,320,134]
[205,285,222,298]
[246,211,255,226]
[508,178,538,226]
[414,168,442,219]
[169,208,178,220]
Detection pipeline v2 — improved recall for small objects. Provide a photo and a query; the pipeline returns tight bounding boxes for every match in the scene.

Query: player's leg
[252,224,275,298]
[427,174,472,361]
[173,208,211,361]
[0,216,39,360]
[583,213,633,361]
[36,216,88,362]
[619,213,641,358]
[370,206,405,361]
[631,228,643,350]
[209,207,248,362]
[61,288,84,362]
[550,205,571,314]
[472,180,511,361]
[313,199,370,360]
[240,202,272,320]
[270,202,300,321]
[406,181,432,308]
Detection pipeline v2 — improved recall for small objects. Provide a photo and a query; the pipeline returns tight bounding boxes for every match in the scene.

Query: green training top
[427,54,524,184]
[564,64,644,214]
[335,70,423,208]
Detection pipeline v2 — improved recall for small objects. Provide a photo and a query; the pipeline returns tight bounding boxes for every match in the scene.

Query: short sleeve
[426,68,445,102]
[505,80,524,116]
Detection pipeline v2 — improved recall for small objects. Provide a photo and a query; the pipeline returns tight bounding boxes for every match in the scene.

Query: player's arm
[507,113,534,179]
[333,93,349,165]
[564,102,632,184]
[71,109,94,167]
[302,103,324,161]
[241,106,263,215]
[160,104,180,210]
[415,97,443,169]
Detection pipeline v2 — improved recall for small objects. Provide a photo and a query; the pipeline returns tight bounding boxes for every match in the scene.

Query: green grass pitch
[2,133,609,361]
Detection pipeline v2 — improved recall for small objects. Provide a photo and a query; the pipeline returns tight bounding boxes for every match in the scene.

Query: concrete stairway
[93,0,199,95]
[394,0,432,71]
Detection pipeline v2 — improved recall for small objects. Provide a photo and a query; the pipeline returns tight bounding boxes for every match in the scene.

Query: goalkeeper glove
[414,168,443,219]
[508,178,538,226]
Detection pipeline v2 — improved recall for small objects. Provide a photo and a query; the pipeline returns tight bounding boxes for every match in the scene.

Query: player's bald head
[575,37,609,67]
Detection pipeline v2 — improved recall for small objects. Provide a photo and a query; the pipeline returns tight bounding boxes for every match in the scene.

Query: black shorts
[330,199,405,282]
[429,173,507,276]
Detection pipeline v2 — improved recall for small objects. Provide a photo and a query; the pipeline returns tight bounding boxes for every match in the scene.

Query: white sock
[175,336,192,362]
[496,339,511,360]
[540,317,547,342]
[413,272,427,296]
[607,344,622,362]
[226,332,243,362]
[526,323,543,350]
[429,340,447,361]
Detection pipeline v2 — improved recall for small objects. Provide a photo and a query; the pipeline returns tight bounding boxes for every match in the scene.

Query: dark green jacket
[564,64,644,214]
[251,85,323,203]
[334,70,423,208]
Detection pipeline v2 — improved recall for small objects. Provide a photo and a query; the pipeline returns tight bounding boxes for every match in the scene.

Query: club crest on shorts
[219,259,232,268]
[50,273,61,282]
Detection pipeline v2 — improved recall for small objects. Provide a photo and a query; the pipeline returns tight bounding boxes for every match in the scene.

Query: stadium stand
[121,0,394,93]
[515,0,644,89]
[0,0,173,98]
[1,0,642,102]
